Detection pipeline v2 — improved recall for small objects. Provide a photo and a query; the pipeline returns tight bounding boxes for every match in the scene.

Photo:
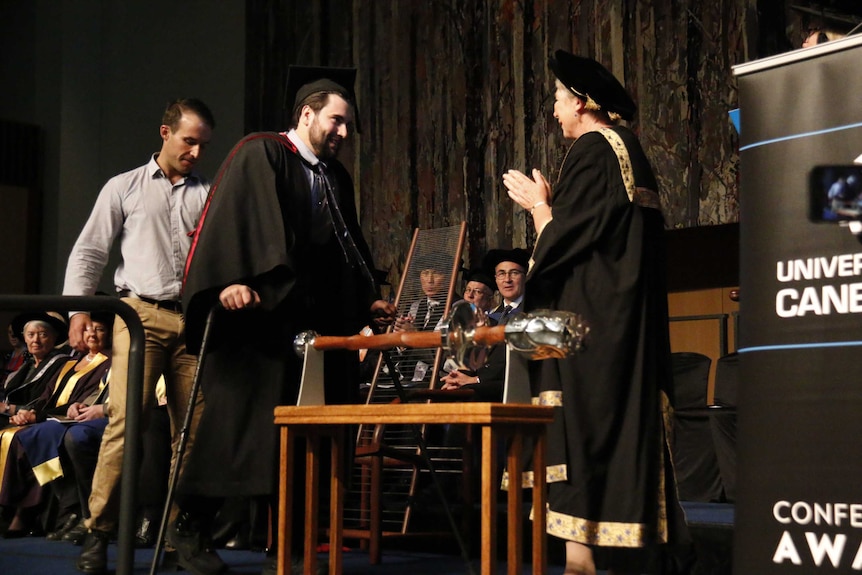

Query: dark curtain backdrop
[243,0,802,285]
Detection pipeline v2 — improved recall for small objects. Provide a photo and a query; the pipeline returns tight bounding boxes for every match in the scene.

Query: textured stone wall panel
[246,0,766,286]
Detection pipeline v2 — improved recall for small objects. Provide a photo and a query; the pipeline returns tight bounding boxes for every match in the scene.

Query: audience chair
[343,224,469,564]
[709,352,739,503]
[669,352,724,502]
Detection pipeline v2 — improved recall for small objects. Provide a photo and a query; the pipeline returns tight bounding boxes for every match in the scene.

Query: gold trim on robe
[54,353,108,407]
[532,390,562,407]
[0,426,25,487]
[545,507,655,548]
[597,128,662,211]
[32,455,64,486]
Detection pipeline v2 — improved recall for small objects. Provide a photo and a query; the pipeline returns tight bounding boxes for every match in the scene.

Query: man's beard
[309,121,340,159]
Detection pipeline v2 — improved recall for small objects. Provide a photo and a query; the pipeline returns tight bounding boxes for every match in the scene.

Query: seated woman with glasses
[440,268,505,401]
[461,269,497,315]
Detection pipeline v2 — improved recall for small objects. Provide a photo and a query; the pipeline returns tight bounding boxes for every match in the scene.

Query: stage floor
[0,539,561,575]
[0,502,733,575]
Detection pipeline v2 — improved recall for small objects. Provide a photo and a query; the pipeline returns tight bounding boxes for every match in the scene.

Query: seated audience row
[0,311,110,537]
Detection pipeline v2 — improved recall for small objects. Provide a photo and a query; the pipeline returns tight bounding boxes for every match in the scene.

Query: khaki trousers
[86,297,203,532]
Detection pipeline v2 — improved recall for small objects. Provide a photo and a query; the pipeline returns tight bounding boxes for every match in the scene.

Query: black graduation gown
[2,350,68,410]
[27,353,111,420]
[180,132,378,497]
[523,127,680,550]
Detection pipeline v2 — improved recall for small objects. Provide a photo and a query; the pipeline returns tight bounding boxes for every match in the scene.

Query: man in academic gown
[177,66,394,575]
[483,248,529,323]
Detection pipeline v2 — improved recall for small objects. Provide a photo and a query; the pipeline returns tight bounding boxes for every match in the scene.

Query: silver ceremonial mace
[295,300,590,371]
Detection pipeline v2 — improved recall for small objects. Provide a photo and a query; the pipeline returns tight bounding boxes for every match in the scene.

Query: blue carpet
[679,502,735,528]
[0,503,734,574]
[0,538,565,575]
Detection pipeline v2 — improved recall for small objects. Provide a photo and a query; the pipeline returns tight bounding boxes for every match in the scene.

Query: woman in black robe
[503,50,685,575]
[2,312,70,422]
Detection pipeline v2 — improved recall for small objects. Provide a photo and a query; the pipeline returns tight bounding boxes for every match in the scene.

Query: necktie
[415,298,428,329]
[309,167,332,243]
[424,301,441,330]
[311,162,376,290]
[498,304,514,325]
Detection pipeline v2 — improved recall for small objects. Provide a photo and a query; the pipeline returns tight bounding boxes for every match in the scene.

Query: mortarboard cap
[284,65,361,132]
[482,248,530,275]
[465,268,496,292]
[11,311,68,341]
[549,50,636,122]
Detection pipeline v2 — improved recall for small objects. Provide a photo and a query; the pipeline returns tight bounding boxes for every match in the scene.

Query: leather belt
[118,291,182,313]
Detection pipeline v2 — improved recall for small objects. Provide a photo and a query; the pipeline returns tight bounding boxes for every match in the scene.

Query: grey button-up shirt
[63,154,209,301]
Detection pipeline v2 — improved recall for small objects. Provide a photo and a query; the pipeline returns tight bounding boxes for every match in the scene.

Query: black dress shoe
[76,529,111,574]
[167,512,226,575]
[223,530,250,550]
[64,520,89,545]
[47,513,80,541]
[161,548,181,572]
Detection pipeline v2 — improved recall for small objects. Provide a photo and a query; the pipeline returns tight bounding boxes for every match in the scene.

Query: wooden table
[274,402,554,575]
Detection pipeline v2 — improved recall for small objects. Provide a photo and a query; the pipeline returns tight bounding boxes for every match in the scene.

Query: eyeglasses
[464,287,491,296]
[495,269,524,280]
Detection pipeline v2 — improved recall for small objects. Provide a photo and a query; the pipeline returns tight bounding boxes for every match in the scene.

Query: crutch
[150,305,217,575]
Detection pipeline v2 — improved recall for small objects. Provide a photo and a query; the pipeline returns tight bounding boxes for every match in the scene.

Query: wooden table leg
[507,430,524,575]
[369,446,382,564]
[304,432,320,575]
[481,425,497,575]
[329,427,344,575]
[531,427,547,575]
[278,426,295,575]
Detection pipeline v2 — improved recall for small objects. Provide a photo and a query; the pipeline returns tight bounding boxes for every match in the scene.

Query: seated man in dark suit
[392,254,456,384]
[484,248,529,323]
[395,254,451,333]
[440,249,528,400]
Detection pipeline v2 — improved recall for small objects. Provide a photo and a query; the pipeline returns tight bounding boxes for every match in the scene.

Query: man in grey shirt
[63,98,215,575]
